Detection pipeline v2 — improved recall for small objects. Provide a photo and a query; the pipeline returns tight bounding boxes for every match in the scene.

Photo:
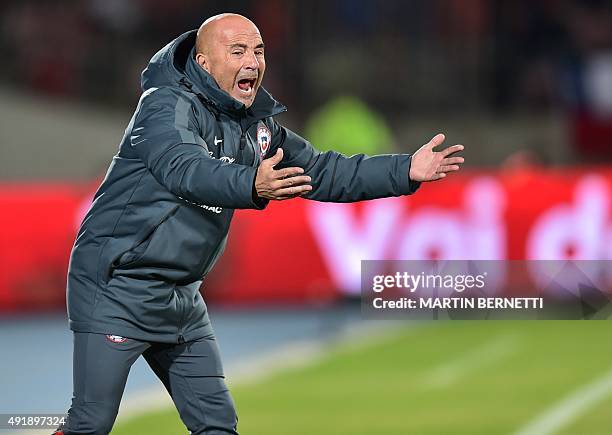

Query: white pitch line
[511,365,612,435]
[420,334,520,389]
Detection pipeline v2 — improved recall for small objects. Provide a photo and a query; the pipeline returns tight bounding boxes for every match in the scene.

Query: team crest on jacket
[257,124,271,157]
[106,334,128,343]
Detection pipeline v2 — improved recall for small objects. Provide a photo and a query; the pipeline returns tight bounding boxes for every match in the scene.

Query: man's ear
[195,53,211,73]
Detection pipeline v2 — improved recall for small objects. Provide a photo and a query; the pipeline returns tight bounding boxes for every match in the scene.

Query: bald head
[196,13,259,54]
[194,13,265,107]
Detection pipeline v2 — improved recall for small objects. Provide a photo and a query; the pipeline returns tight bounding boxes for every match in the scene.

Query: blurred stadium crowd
[1,0,612,163]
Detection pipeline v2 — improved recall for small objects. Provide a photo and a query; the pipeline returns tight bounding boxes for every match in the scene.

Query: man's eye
[255,51,264,56]
[232,51,243,55]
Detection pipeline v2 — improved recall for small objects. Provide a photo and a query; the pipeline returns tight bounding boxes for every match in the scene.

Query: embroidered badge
[257,124,271,157]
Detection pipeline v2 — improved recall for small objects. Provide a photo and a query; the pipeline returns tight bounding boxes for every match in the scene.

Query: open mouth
[236,78,257,96]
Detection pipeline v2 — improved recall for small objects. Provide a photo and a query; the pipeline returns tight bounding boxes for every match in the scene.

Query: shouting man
[55,13,464,435]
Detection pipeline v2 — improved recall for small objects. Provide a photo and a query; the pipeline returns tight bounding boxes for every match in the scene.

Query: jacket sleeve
[268,119,421,202]
[129,88,266,209]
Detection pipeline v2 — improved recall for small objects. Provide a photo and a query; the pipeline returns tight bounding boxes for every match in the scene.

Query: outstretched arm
[254,121,464,203]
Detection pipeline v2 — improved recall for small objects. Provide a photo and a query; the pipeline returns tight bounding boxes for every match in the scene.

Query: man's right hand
[255,148,312,200]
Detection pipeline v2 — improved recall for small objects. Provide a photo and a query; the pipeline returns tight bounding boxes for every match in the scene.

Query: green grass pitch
[112,321,612,435]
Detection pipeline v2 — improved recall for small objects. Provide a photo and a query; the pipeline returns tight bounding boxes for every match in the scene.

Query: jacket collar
[180,31,286,122]
[142,30,286,122]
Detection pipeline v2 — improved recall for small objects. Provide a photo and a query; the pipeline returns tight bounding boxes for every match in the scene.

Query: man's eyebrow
[227,42,265,50]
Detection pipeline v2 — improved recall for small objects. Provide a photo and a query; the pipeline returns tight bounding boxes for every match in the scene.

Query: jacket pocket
[106,204,180,281]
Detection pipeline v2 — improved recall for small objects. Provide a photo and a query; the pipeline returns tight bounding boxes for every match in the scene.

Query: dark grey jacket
[67,30,420,343]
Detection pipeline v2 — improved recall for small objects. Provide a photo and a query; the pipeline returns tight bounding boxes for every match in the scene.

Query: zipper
[176,285,187,344]
[180,76,288,167]
[237,119,264,167]
[236,132,248,165]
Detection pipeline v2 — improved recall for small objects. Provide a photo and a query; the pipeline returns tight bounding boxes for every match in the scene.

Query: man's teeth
[238,80,253,93]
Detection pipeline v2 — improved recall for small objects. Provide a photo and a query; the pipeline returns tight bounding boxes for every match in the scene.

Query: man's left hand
[409,133,465,182]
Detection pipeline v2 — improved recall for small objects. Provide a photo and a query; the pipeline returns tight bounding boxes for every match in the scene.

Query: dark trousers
[58,332,238,435]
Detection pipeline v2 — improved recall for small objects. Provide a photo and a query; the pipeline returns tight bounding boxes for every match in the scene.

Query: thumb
[426,133,446,150]
[266,147,283,167]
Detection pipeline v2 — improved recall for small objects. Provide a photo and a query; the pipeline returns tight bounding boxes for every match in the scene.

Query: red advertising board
[1,168,611,311]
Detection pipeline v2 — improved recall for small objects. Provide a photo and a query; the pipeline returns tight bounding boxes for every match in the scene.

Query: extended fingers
[275,184,313,198]
[278,175,312,188]
[441,144,464,157]
[426,133,446,150]
[435,155,465,175]
[440,156,464,166]
[437,165,460,173]
[430,173,447,181]
[276,166,304,179]
[436,153,464,175]
[264,148,284,166]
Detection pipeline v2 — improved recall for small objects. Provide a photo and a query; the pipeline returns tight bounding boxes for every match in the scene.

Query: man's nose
[244,51,259,69]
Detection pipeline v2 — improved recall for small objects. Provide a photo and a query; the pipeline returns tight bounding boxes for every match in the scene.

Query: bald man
[54,13,464,435]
